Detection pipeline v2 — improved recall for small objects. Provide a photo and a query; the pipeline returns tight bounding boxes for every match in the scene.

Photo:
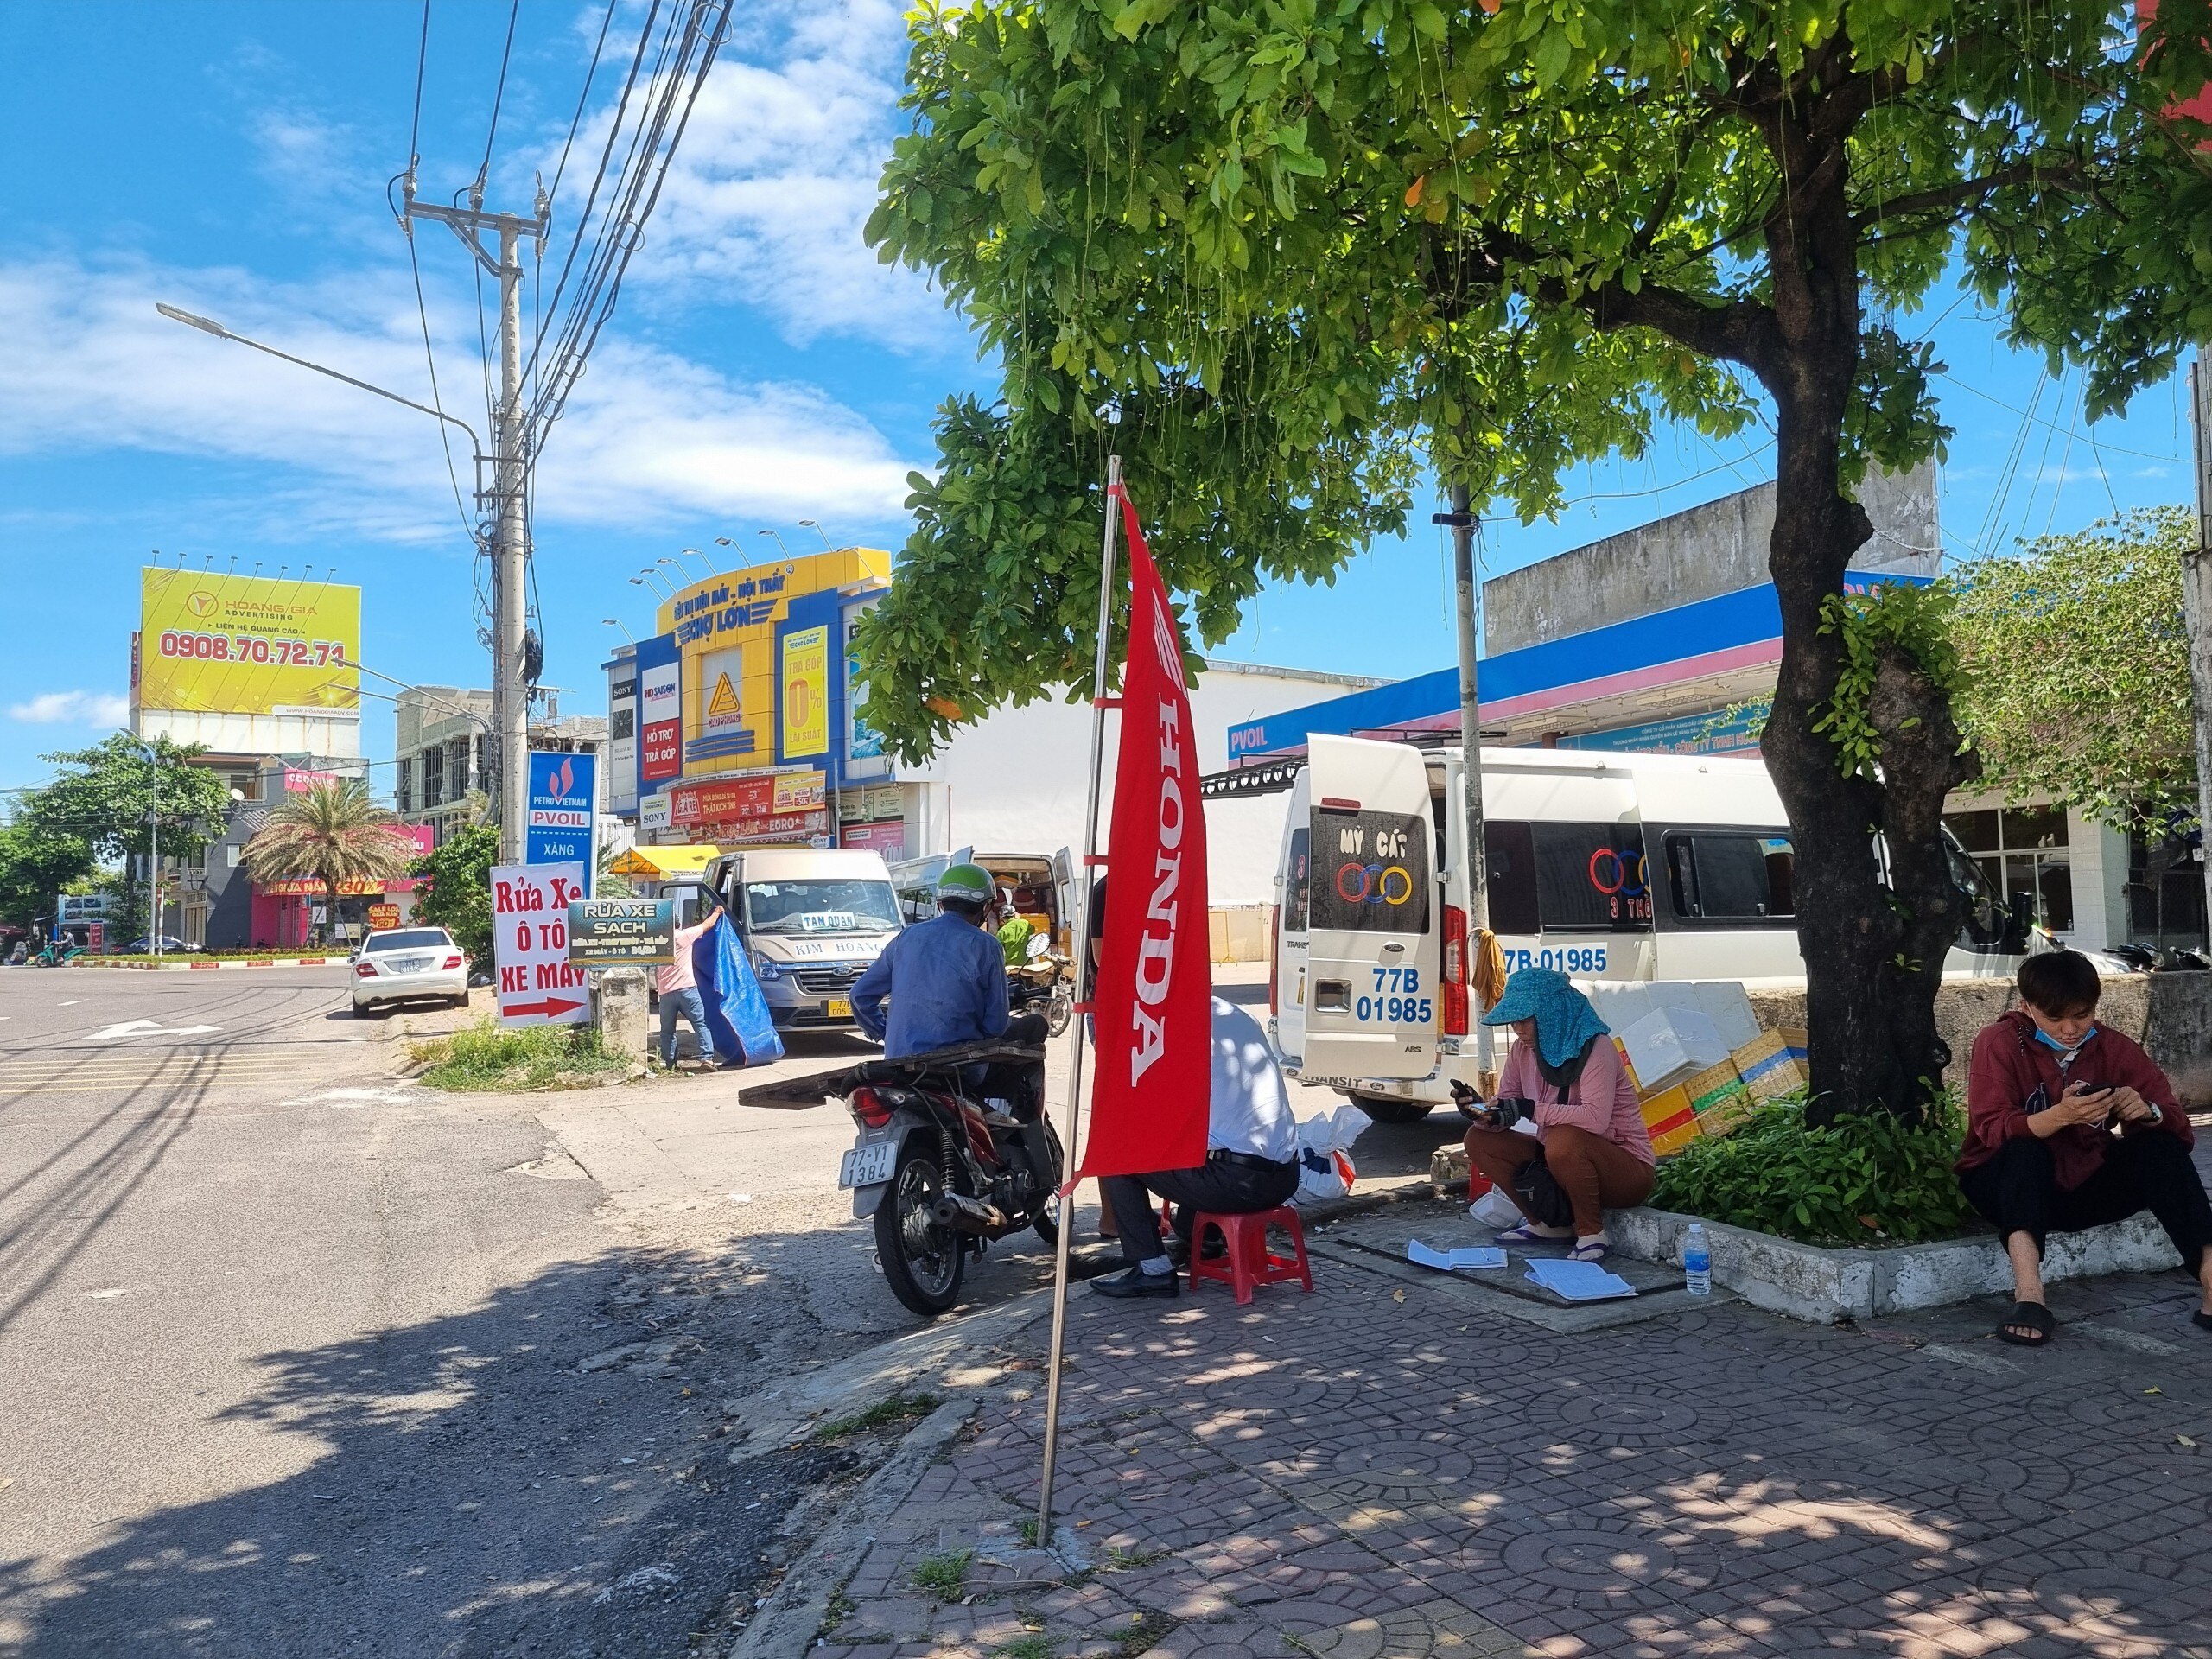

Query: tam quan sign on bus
[567,898,677,967]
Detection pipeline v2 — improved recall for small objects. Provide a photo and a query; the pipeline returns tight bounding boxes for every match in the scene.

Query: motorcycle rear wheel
[1044,993,1073,1039]
[874,1139,967,1317]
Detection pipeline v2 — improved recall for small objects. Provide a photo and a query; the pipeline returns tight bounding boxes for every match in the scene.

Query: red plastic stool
[1186,1206,1314,1305]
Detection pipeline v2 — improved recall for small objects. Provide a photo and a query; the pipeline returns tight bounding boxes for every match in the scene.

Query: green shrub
[411,1017,626,1092]
[1650,1091,1974,1246]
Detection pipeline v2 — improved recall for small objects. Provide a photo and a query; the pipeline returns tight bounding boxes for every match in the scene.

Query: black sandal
[1997,1301,2056,1346]
[2193,1310,2212,1333]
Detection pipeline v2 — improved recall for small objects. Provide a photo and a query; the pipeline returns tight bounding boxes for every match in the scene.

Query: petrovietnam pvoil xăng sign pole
[525,752,598,896]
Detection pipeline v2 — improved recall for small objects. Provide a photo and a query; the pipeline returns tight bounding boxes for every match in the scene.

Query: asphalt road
[0,965,1465,1657]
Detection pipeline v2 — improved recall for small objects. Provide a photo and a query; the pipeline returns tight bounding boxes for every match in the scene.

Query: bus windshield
[743,879,902,934]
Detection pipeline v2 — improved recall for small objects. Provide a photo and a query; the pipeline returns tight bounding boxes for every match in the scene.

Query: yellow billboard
[781,626,830,758]
[138,570,360,715]
[653,548,889,777]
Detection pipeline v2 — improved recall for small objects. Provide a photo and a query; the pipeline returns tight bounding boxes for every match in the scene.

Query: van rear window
[1308,807,1431,934]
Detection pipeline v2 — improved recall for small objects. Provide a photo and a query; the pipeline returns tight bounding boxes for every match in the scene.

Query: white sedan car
[352,926,470,1016]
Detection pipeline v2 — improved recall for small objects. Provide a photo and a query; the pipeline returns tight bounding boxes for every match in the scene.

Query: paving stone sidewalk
[810,1244,2212,1659]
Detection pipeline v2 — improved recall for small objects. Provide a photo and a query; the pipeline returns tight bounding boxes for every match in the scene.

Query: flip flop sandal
[2193,1310,2212,1333]
[1495,1222,1567,1245]
[1569,1239,1611,1264]
[1996,1301,2056,1346]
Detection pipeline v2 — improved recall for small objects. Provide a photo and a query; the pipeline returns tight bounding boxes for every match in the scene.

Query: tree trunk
[1751,110,1973,1126]
[321,876,340,950]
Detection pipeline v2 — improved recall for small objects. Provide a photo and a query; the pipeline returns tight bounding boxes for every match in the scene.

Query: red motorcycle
[742,1037,1061,1317]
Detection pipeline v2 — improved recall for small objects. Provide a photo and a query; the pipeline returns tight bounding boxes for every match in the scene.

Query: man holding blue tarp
[656,897,724,1068]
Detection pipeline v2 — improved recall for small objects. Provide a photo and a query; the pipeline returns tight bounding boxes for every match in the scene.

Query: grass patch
[1650,1090,1974,1246]
[996,1637,1055,1659]
[814,1389,940,1442]
[409,1017,628,1093]
[818,1590,855,1633]
[1016,1518,1041,1548]
[910,1548,972,1599]
[1116,1612,1178,1656]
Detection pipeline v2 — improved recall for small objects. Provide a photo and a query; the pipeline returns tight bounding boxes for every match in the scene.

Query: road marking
[81,1019,224,1044]
[58,1000,79,1007]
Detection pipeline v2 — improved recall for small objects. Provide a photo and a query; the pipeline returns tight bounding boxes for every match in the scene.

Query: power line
[475,0,523,192]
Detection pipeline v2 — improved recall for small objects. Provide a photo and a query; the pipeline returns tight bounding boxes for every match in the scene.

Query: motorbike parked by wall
[1007,934,1074,1037]
[741,1036,1061,1317]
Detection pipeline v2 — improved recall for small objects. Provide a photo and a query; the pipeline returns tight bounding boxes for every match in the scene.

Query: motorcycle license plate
[824,996,852,1019]
[838,1141,898,1189]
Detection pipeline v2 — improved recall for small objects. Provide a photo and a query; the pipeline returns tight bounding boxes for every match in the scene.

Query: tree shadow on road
[0,1241,886,1659]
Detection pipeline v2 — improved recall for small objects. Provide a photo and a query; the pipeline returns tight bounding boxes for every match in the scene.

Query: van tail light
[1441,903,1469,1035]
[441,955,463,970]
[849,1086,893,1128]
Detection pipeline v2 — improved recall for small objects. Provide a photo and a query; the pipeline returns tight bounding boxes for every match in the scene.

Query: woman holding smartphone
[1957,950,2212,1346]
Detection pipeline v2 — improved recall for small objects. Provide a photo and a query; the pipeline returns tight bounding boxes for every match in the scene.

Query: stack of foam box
[1732,1027,1810,1101]
[1584,982,1764,1158]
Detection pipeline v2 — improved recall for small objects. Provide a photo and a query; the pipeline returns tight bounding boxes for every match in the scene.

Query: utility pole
[2184,359,2212,947]
[404,185,547,864]
[1435,486,1494,1071]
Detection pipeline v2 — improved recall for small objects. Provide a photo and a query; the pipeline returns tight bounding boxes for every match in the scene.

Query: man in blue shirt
[852,863,1014,1058]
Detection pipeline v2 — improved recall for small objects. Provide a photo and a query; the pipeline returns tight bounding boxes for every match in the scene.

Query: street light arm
[156,304,483,454]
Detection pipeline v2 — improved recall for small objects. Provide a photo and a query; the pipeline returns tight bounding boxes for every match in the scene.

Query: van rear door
[1300,735,1440,1079]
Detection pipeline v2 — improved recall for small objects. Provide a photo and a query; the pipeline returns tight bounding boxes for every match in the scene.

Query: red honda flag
[1074,487,1212,1180]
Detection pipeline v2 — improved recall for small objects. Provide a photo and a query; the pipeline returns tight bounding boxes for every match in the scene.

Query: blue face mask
[2035,1024,2095,1057]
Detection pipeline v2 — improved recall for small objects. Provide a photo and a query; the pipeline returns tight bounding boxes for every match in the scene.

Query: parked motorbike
[740,1036,1061,1317]
[1007,934,1074,1037]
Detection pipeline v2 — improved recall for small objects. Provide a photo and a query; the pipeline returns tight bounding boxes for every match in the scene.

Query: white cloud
[9,690,130,727]
[0,253,921,540]
[572,0,960,352]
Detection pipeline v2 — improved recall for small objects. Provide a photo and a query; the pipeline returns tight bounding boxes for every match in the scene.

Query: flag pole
[1036,451,1123,1545]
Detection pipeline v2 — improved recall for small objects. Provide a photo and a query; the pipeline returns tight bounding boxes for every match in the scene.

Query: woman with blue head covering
[1453,968,1654,1262]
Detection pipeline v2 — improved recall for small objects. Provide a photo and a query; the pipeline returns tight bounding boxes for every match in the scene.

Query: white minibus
[1269,734,2014,1120]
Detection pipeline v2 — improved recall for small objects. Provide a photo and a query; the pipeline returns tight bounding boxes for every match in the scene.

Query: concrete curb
[1611,1204,2183,1323]
[69,957,339,970]
[727,1396,977,1659]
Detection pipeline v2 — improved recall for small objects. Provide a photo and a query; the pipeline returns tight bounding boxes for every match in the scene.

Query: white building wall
[904,660,1378,908]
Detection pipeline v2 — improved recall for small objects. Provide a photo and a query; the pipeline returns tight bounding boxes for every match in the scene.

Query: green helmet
[937,862,995,906]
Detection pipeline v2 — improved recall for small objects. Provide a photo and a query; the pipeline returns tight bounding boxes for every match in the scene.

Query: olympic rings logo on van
[1334,862,1417,906]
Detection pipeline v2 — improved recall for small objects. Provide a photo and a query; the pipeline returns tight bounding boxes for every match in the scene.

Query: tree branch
[1852,157,2087,232]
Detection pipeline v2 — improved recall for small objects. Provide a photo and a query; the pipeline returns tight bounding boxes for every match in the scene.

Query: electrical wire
[476,0,523,192]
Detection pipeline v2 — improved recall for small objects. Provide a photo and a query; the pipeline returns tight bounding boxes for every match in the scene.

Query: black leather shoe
[1089,1266,1179,1299]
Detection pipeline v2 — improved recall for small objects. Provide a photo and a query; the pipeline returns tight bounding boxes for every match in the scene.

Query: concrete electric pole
[404,188,546,863]
[1435,485,1496,1071]
[2184,359,2212,944]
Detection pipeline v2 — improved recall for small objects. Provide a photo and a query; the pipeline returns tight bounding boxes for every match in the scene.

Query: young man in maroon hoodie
[1957,950,2212,1345]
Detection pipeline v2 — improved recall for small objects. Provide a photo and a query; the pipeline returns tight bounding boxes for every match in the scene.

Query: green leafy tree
[1952,506,2195,831]
[411,820,498,966]
[238,780,416,947]
[865,0,2212,1120]
[28,734,232,865]
[0,821,97,931]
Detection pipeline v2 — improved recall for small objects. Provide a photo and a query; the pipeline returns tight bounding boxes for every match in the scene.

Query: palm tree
[239,779,416,945]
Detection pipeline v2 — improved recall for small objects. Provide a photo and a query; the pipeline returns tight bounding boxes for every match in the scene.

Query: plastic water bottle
[1683,1223,1712,1297]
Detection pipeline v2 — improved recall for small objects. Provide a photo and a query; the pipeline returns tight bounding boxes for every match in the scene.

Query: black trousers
[1103,1157,1300,1266]
[1958,1131,2212,1272]
[974,1011,1050,1117]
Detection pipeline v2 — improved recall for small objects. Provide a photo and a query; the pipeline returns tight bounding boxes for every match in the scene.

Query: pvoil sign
[526,750,598,893]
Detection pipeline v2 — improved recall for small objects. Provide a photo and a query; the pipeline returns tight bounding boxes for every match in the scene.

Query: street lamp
[156,304,482,454]
[135,741,160,957]
[601,618,634,643]
[798,518,834,550]
[757,529,791,558]
[677,547,714,576]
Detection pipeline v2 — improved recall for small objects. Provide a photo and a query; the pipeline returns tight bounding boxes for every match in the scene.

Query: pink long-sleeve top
[1494,1037,1656,1168]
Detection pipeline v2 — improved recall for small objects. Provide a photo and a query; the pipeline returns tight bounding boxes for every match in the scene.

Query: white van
[703,847,904,1032]
[1269,734,2014,1119]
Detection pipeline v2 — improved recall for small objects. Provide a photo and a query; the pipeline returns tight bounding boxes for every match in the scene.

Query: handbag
[1512,1144,1574,1229]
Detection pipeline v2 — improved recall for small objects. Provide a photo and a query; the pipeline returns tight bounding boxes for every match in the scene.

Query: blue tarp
[695,916,784,1067]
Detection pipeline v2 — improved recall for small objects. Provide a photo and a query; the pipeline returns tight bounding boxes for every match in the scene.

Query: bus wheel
[1348,1092,1435,1125]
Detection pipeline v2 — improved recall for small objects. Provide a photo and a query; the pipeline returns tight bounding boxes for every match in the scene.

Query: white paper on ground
[1408,1239,1509,1272]
[1522,1257,1638,1300]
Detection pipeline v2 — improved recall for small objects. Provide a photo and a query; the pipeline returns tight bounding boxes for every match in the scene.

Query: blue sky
[0,1,2195,797]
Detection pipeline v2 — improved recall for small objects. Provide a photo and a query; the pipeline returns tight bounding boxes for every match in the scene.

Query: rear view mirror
[1026,934,1051,959]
